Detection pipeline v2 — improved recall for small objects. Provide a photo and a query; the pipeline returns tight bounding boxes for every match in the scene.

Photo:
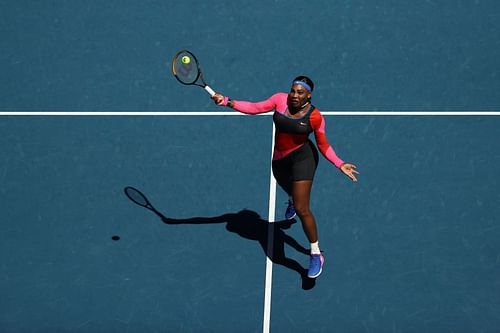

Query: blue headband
[292,80,312,92]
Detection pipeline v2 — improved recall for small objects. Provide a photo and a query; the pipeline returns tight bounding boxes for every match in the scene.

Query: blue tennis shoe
[307,253,324,278]
[285,200,296,220]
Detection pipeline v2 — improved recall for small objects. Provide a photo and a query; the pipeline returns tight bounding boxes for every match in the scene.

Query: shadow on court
[124,187,317,290]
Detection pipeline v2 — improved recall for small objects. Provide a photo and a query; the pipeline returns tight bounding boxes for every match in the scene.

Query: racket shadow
[123,187,316,290]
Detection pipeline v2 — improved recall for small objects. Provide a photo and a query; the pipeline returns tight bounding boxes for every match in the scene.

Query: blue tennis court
[1,1,500,332]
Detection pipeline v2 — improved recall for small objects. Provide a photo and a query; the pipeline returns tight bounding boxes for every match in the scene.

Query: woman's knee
[294,203,312,218]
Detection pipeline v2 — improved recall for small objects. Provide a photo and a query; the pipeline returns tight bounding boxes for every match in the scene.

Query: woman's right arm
[213,93,281,115]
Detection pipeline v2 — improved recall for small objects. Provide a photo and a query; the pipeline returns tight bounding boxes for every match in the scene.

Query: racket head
[124,186,152,208]
[172,50,201,85]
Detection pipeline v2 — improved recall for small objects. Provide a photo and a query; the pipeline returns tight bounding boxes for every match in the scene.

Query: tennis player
[212,76,359,278]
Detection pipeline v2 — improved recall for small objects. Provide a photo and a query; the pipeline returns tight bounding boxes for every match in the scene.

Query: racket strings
[173,51,199,85]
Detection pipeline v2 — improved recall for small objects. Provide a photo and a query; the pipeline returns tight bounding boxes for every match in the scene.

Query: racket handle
[204,85,216,97]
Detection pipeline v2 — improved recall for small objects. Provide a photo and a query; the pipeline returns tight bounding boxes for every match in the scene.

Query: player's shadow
[124,188,316,290]
[163,210,316,290]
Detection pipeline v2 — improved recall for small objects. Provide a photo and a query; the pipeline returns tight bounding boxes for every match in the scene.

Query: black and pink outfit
[231,92,344,195]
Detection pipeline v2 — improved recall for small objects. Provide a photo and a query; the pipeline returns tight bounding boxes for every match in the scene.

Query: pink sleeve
[310,110,345,168]
[232,93,285,115]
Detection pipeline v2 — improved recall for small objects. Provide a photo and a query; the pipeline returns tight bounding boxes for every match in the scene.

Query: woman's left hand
[340,163,359,182]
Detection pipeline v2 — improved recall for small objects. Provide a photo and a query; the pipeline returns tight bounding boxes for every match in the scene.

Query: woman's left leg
[292,180,318,243]
[293,179,324,278]
[290,141,324,278]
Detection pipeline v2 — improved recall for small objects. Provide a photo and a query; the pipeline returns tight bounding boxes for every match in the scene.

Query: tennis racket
[172,49,216,96]
[124,186,164,218]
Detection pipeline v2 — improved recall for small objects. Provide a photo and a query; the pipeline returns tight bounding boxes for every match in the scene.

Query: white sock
[310,241,321,255]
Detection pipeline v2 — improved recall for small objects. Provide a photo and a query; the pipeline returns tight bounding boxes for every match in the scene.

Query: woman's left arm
[311,110,359,182]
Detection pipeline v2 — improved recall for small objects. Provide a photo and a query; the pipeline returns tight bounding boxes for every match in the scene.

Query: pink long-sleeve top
[232,93,344,168]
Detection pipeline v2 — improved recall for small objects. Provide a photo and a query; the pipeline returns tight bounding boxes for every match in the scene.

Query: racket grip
[204,85,216,97]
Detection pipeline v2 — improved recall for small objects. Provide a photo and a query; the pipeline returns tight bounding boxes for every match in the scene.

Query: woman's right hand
[212,93,225,105]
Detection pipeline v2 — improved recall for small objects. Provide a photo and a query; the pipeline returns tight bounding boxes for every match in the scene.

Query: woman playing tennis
[212,76,359,278]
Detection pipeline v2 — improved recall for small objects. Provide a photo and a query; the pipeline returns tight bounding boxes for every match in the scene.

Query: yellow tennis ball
[181,56,191,64]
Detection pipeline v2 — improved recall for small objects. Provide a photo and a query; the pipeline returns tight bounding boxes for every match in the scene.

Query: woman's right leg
[272,159,296,219]
[272,161,292,197]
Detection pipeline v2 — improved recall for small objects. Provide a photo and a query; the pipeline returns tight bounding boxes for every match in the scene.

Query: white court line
[263,124,277,333]
[0,111,263,116]
[0,111,499,116]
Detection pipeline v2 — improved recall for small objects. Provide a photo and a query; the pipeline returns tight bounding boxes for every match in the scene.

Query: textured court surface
[1,1,500,332]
